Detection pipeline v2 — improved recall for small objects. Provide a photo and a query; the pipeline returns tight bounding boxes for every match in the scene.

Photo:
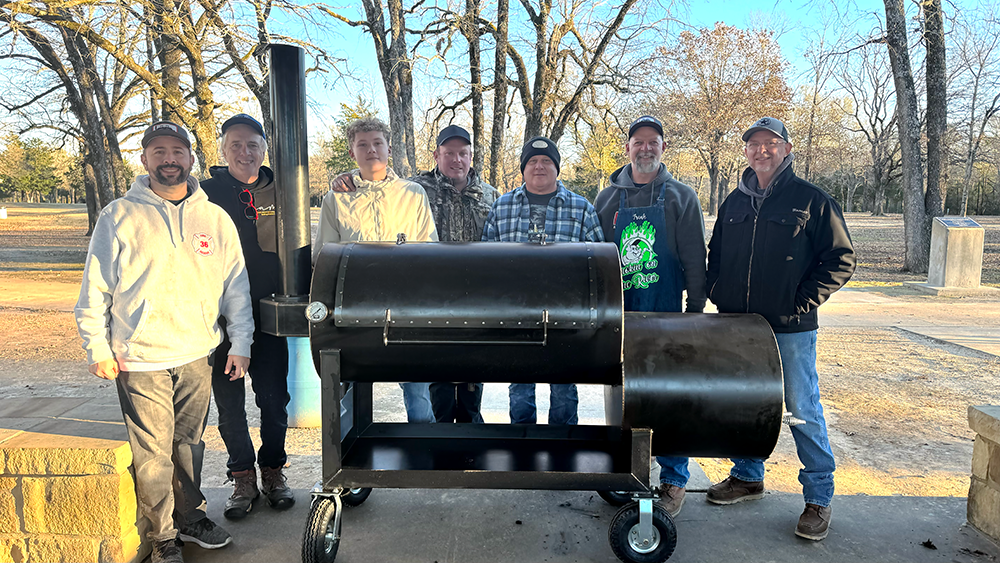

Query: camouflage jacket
[410,167,500,242]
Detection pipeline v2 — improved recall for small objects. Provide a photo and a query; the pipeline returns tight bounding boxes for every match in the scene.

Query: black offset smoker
[261,45,785,563]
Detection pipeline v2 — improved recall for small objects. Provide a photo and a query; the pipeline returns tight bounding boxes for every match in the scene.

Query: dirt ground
[2,203,1000,500]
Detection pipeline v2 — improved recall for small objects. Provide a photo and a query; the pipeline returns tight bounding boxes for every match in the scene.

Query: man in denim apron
[594,115,708,517]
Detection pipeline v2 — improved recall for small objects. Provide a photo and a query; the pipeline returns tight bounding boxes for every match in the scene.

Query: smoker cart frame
[300,349,676,563]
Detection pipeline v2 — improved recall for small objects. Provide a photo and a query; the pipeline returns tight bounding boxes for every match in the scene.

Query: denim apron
[613,183,684,313]
[613,183,690,487]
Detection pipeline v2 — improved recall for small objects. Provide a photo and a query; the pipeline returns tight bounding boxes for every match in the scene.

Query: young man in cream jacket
[314,116,438,422]
[75,121,254,563]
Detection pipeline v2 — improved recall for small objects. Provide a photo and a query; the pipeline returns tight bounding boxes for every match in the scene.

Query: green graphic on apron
[619,221,660,290]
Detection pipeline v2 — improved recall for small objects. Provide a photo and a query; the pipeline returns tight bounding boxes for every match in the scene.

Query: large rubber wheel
[302,497,339,563]
[340,487,372,507]
[608,502,677,563]
[598,490,633,507]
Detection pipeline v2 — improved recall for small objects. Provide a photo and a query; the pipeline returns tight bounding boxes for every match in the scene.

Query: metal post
[260,43,311,337]
[269,43,311,298]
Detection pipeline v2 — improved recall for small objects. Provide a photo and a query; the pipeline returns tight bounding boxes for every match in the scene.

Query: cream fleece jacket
[74,175,254,371]
[313,168,438,261]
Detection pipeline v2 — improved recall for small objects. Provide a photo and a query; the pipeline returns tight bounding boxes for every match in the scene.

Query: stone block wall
[0,431,144,563]
[968,405,1000,541]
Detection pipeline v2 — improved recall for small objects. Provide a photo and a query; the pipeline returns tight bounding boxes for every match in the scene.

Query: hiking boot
[706,476,765,505]
[223,468,260,520]
[178,518,232,550]
[657,484,686,517]
[795,503,832,541]
[260,465,295,510]
[151,538,184,563]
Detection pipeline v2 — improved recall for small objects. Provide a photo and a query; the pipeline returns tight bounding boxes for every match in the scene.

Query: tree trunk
[464,0,485,172]
[83,150,99,235]
[488,0,509,187]
[155,1,184,123]
[363,0,416,177]
[884,0,929,272]
[922,0,946,231]
[66,32,129,198]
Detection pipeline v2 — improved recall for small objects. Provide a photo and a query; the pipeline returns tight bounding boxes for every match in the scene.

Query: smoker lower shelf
[326,424,647,490]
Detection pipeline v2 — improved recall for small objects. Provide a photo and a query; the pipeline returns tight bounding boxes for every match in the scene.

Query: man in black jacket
[201,114,295,519]
[705,117,855,542]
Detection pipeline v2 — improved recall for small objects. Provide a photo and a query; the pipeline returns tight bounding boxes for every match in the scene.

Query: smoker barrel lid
[324,242,620,330]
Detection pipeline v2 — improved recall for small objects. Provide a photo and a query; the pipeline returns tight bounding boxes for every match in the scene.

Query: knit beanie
[520,136,560,174]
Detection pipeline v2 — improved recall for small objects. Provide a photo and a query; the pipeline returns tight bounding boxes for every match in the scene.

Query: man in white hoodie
[75,121,255,563]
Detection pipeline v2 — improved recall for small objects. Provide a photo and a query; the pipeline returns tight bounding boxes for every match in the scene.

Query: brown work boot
[223,469,259,520]
[706,476,765,505]
[657,484,686,517]
[260,465,295,510]
[795,503,832,541]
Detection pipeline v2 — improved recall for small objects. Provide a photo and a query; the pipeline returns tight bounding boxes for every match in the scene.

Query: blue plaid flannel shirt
[481,181,605,242]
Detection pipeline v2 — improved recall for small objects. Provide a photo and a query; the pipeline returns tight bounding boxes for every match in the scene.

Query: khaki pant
[115,357,211,542]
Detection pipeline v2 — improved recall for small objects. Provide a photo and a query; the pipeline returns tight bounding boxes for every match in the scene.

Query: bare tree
[835,42,899,216]
[883,0,930,272]
[326,0,418,177]
[488,0,509,186]
[921,0,946,238]
[504,0,643,143]
[650,23,792,216]
[952,5,1000,215]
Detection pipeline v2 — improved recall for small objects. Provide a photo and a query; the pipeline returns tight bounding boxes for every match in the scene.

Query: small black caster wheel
[339,487,372,507]
[302,497,340,563]
[608,502,677,563]
[598,490,633,506]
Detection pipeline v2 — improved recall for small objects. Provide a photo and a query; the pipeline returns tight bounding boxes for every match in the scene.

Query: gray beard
[633,158,660,175]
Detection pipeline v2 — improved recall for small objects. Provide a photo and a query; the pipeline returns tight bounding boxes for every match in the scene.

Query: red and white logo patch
[192,233,214,256]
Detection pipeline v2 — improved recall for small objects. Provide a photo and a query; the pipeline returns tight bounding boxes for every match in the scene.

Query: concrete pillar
[928,217,985,288]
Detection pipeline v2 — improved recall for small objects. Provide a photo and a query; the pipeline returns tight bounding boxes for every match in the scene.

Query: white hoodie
[75,175,254,371]
[313,168,438,262]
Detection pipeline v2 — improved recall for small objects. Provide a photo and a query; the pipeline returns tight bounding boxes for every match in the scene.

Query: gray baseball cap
[742,117,790,142]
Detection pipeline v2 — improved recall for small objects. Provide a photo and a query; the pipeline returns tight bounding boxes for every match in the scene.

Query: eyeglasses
[239,189,258,221]
[746,140,787,151]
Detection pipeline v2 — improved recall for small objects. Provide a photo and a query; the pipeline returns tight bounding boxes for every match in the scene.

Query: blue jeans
[729,330,836,507]
[657,456,691,488]
[400,382,435,423]
[508,383,578,425]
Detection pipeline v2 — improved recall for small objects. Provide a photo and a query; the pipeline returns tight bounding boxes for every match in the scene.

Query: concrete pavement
[188,487,999,563]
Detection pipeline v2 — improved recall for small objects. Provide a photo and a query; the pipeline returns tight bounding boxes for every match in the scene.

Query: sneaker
[795,503,832,541]
[151,538,184,563]
[657,484,686,517]
[178,518,232,550]
[706,476,765,505]
[260,465,295,510]
[223,468,260,520]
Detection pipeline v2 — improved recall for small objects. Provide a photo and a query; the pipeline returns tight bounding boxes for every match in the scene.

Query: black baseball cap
[436,125,471,146]
[222,113,266,139]
[742,117,790,142]
[141,121,191,149]
[628,115,664,139]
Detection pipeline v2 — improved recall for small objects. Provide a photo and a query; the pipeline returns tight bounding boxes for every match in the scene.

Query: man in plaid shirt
[482,135,604,425]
